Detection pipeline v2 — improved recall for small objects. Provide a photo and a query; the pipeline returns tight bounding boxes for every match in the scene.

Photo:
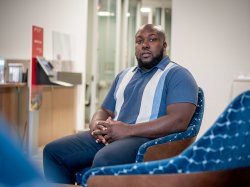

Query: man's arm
[129,103,196,138]
[94,103,196,143]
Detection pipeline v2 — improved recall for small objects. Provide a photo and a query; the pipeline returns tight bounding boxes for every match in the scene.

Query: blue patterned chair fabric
[75,88,204,183]
[81,90,250,186]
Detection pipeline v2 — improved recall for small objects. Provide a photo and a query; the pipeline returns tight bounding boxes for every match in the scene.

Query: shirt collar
[132,56,170,72]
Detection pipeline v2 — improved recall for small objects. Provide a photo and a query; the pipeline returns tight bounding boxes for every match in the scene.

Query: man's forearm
[129,103,196,138]
[129,115,186,138]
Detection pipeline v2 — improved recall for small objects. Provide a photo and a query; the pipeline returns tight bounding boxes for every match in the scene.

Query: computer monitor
[36,56,54,77]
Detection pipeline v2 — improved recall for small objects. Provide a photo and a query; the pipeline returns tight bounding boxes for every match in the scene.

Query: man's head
[135,24,167,71]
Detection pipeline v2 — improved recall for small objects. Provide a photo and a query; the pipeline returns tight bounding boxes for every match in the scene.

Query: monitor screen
[36,56,54,76]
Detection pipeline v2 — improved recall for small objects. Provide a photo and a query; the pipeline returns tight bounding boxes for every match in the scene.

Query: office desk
[0,83,77,154]
[0,83,28,147]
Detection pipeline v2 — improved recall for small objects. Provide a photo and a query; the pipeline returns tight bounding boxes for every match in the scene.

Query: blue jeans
[43,131,150,184]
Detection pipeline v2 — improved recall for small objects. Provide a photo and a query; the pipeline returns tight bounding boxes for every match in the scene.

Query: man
[43,24,198,184]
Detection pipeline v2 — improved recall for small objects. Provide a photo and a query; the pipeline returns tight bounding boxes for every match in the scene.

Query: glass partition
[85,0,172,126]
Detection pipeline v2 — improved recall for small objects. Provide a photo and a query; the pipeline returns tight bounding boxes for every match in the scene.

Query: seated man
[43,24,198,184]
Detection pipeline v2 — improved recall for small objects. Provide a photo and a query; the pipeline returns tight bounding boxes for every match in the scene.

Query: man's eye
[149,38,157,42]
[136,40,142,44]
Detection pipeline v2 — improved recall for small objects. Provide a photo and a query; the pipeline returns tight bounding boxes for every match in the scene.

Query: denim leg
[92,136,151,168]
[43,131,104,184]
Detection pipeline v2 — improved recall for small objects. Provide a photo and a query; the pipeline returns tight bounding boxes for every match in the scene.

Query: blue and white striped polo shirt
[102,56,198,124]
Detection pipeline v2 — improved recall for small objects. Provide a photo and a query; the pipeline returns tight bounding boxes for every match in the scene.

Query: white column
[115,0,122,75]
[148,11,153,24]
[90,0,99,119]
[161,8,165,29]
[121,0,129,70]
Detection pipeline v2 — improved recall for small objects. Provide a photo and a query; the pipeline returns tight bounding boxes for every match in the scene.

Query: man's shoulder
[167,62,192,76]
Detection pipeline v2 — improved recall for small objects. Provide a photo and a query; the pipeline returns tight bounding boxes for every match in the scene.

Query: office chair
[75,87,204,184]
[82,90,250,187]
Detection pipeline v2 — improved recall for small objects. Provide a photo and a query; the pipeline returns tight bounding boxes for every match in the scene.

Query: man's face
[135,27,166,70]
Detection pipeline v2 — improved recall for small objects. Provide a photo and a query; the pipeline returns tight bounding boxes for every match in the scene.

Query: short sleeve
[101,72,121,112]
[166,67,198,106]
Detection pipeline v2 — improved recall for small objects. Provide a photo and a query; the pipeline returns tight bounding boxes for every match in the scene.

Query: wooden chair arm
[87,166,250,187]
[144,137,196,162]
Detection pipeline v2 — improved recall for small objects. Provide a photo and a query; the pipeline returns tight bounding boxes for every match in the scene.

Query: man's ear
[163,41,167,49]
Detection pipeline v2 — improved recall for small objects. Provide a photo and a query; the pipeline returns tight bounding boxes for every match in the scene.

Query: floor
[31,147,80,186]
[32,146,45,177]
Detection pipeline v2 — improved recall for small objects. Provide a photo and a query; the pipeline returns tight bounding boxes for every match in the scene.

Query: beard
[137,48,164,70]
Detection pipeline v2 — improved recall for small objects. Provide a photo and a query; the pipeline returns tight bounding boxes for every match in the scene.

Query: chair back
[175,90,250,172]
[152,90,250,173]
[187,87,205,136]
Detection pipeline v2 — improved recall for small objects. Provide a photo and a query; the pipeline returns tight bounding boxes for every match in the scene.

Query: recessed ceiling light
[98,11,115,16]
[140,7,151,13]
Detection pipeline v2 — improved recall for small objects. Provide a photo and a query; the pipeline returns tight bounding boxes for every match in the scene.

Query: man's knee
[43,141,59,160]
[91,148,114,168]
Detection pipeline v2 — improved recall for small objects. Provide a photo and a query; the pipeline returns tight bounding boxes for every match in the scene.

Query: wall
[0,0,87,129]
[171,0,250,137]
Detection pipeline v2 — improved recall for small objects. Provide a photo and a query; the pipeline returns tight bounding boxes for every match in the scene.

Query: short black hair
[135,24,166,42]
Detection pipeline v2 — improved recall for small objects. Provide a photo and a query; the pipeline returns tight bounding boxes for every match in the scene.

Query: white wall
[171,0,250,137]
[0,0,88,129]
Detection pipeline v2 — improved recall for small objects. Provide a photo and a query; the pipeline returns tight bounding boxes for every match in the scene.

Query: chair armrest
[144,137,196,162]
[136,127,198,162]
[87,166,250,187]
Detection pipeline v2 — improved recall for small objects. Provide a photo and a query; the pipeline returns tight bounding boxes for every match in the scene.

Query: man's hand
[89,108,114,145]
[92,117,131,144]
[91,121,108,144]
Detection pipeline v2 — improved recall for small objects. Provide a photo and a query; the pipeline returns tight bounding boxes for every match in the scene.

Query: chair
[0,117,53,187]
[136,87,204,162]
[82,90,250,187]
[75,87,204,183]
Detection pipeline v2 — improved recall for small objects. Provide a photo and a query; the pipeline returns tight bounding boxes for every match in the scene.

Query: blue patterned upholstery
[136,87,204,162]
[75,88,204,183]
[81,90,250,186]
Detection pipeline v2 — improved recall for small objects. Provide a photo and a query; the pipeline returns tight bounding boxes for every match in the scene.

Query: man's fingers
[97,121,110,127]
[92,129,106,135]
[96,124,108,131]
[106,117,113,123]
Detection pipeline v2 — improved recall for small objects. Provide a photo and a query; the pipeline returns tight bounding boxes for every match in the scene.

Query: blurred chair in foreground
[82,90,250,187]
[75,87,204,183]
[0,117,52,187]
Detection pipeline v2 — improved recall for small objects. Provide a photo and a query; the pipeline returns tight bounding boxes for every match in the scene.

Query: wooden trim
[0,83,27,88]
[87,167,250,187]
[144,137,196,161]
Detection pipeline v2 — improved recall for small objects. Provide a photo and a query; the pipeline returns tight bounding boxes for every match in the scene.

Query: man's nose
[142,40,150,48]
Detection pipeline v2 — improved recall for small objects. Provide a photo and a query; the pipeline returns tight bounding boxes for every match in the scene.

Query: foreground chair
[0,117,53,187]
[75,88,204,183]
[82,90,250,187]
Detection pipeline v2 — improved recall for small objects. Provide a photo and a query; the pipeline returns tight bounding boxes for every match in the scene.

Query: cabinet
[0,84,77,148]
[231,78,250,99]
[38,86,76,146]
[0,84,28,145]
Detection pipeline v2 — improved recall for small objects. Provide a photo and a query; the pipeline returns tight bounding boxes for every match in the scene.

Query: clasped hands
[91,117,131,145]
